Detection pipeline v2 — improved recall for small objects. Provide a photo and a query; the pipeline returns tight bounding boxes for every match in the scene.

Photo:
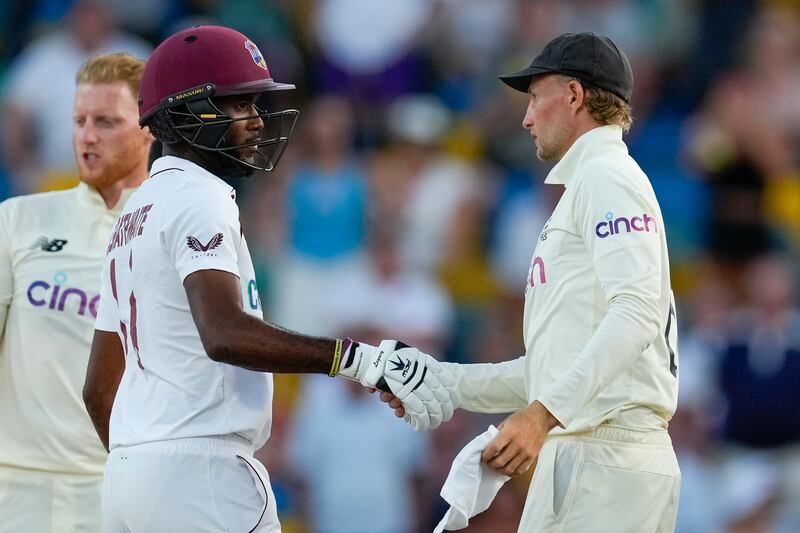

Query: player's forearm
[443,357,528,413]
[83,390,113,452]
[537,293,660,427]
[83,330,126,451]
[204,311,337,373]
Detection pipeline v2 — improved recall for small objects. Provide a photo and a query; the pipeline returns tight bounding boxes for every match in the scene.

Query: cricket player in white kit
[0,54,151,533]
[82,26,458,533]
[382,33,681,532]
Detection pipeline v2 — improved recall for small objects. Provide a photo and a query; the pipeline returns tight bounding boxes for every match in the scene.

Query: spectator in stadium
[717,253,800,531]
[270,95,369,337]
[290,365,431,533]
[0,53,152,533]
[0,0,150,193]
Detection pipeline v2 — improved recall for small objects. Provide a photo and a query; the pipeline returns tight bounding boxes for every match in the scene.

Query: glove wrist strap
[332,337,356,378]
[328,339,344,377]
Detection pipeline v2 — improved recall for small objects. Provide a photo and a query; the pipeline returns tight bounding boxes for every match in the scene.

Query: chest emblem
[30,237,68,252]
[538,218,551,242]
[187,233,224,252]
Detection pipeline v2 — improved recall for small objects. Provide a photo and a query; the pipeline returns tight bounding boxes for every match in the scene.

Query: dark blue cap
[500,32,633,102]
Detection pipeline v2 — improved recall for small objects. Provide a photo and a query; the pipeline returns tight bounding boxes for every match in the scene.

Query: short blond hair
[581,82,633,133]
[76,53,146,99]
[562,76,633,132]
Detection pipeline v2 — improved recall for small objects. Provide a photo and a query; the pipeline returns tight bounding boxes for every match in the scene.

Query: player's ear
[567,79,585,110]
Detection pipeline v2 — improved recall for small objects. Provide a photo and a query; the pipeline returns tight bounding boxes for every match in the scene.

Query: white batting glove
[376,342,460,432]
[336,338,391,388]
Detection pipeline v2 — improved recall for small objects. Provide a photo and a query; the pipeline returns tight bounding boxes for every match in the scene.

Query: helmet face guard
[138,26,300,176]
[157,88,298,176]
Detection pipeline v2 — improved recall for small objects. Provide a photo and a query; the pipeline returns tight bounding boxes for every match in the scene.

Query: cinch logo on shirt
[527,256,547,288]
[26,277,100,318]
[247,279,260,310]
[595,212,657,239]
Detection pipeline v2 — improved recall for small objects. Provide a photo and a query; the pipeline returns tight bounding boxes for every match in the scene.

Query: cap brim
[498,66,556,93]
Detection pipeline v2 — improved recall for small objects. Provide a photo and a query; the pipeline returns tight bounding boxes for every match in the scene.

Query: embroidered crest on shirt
[187,233,224,253]
[30,236,68,252]
[539,218,551,242]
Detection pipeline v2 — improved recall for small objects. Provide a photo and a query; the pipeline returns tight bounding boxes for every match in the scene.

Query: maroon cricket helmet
[139,25,299,176]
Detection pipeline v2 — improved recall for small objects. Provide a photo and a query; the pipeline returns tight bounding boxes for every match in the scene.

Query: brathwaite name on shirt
[107,204,153,254]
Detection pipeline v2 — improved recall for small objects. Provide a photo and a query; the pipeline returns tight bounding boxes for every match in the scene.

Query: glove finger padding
[385,375,444,430]
[381,347,455,431]
[424,360,456,423]
[399,391,431,431]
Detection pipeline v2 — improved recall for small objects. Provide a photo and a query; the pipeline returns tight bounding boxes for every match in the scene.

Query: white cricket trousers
[518,424,680,533]
[103,435,281,532]
[0,465,102,533]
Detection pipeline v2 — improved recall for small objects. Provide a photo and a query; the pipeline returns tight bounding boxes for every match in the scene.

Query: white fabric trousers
[0,465,102,533]
[103,435,280,533]
[518,424,680,533]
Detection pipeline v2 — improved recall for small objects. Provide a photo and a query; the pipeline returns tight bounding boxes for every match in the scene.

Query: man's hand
[335,338,392,387]
[480,400,560,476]
[364,342,459,431]
[379,390,406,418]
[354,341,459,431]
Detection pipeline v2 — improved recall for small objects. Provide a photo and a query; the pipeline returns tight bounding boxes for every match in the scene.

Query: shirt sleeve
[443,356,528,413]
[537,166,663,427]
[94,254,119,333]
[160,185,241,282]
[0,201,14,337]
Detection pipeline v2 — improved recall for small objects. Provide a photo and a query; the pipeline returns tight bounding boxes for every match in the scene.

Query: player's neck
[163,144,221,176]
[95,169,147,210]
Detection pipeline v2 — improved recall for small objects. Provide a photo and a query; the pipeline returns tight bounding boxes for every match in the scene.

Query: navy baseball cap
[499,32,634,102]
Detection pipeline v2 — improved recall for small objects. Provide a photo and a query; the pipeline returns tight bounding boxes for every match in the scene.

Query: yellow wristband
[329,338,343,377]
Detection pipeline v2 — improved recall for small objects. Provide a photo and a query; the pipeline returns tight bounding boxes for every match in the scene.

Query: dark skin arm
[183,269,337,372]
[83,330,125,451]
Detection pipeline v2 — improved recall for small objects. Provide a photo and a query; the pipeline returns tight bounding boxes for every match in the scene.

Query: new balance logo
[31,237,68,252]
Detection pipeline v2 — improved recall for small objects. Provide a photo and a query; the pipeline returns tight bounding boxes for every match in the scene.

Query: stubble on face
[528,76,574,162]
[73,82,150,189]
[214,94,263,165]
[535,120,571,161]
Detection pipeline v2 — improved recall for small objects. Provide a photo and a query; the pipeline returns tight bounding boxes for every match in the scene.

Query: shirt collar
[150,155,237,199]
[76,181,138,216]
[544,125,627,186]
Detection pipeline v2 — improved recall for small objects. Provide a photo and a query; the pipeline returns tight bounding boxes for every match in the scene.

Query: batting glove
[377,342,460,432]
[335,338,391,388]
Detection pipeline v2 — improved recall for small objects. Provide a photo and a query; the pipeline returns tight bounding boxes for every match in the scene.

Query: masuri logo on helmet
[138,25,299,177]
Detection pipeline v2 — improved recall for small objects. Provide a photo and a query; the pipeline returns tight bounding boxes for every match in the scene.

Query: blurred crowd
[2,1,800,532]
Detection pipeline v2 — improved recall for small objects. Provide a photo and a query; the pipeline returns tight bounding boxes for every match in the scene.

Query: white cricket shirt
[0,183,135,474]
[450,126,678,432]
[95,156,272,450]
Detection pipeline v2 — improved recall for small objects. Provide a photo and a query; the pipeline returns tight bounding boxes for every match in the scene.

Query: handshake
[337,339,459,431]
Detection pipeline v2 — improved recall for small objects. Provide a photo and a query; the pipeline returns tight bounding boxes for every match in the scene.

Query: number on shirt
[665,300,677,377]
[109,253,143,369]
[127,250,143,369]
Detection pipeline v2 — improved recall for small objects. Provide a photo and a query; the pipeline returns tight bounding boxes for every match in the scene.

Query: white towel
[434,425,511,532]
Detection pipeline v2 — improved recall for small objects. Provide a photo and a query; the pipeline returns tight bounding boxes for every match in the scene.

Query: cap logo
[244,39,268,71]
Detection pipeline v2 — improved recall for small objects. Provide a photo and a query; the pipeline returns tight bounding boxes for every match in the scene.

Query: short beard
[535,123,571,161]
[536,143,561,161]
[78,160,137,190]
